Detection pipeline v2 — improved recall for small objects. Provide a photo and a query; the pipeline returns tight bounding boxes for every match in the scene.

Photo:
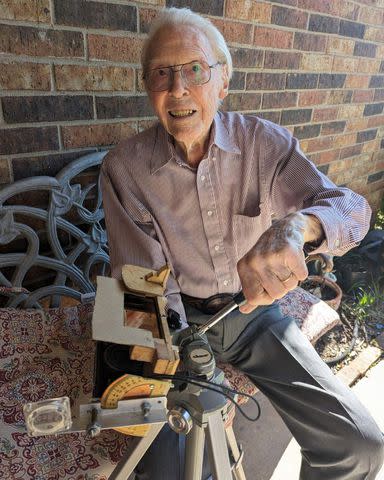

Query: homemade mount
[23,264,247,479]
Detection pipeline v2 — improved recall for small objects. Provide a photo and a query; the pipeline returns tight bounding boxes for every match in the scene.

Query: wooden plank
[336,345,382,386]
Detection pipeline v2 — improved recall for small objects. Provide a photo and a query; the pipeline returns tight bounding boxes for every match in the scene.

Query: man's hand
[237,212,324,314]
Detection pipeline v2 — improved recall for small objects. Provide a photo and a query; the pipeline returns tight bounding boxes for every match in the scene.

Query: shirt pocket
[124,193,152,225]
[233,207,267,261]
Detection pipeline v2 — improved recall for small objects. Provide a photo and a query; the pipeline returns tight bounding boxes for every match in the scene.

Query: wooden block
[152,340,179,374]
[130,345,156,363]
[124,309,160,338]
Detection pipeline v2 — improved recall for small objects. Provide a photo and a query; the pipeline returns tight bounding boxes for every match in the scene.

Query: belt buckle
[201,294,234,315]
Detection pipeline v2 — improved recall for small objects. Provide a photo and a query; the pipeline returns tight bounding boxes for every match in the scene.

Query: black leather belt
[181,293,235,315]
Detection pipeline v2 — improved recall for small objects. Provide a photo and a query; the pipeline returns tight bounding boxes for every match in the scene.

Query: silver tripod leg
[109,423,164,480]
[184,410,233,480]
[225,426,246,480]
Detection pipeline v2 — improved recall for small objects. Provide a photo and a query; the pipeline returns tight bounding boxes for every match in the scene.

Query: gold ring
[281,273,293,283]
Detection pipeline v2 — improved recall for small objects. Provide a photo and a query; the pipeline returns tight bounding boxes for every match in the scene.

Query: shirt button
[200,175,206,181]
[223,280,229,286]
[207,210,213,216]
[212,156,216,161]
[214,245,220,251]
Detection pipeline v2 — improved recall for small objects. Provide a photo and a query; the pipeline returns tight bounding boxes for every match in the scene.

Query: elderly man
[101,7,383,480]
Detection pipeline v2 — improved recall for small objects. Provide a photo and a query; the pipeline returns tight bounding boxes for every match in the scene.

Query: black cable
[147,372,261,422]
[323,307,359,366]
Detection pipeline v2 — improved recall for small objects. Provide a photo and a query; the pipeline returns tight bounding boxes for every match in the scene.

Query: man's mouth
[169,109,196,118]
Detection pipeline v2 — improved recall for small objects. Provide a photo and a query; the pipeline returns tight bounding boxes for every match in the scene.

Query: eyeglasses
[144,60,222,92]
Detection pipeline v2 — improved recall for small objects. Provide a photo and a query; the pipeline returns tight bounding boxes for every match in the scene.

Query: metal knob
[167,406,193,434]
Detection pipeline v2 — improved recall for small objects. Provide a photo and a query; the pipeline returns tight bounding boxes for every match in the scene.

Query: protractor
[101,374,170,437]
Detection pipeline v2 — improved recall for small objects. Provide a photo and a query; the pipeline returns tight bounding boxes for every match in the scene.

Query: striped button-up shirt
[101,111,371,326]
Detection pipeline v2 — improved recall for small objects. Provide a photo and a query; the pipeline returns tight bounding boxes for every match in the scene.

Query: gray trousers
[136,303,384,479]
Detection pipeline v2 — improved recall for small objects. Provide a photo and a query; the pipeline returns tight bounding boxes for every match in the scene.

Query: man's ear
[219,63,229,100]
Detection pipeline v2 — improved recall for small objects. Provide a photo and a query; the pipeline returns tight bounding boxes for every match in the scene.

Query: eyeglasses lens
[147,61,211,91]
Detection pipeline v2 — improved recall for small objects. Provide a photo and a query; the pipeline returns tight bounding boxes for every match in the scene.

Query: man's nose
[168,69,188,97]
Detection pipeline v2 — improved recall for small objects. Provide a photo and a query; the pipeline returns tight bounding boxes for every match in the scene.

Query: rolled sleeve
[267,124,371,256]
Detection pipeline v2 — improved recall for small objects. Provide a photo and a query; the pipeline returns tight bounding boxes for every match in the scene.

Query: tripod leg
[205,411,232,479]
[109,423,164,480]
[184,423,206,480]
[225,426,246,480]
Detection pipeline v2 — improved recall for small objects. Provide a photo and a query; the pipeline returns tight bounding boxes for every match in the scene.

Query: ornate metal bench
[0,152,340,479]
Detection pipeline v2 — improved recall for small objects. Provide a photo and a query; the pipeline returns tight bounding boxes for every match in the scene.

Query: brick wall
[0,0,384,214]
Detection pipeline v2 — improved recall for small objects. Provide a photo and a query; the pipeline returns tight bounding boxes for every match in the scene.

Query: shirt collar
[150,112,241,174]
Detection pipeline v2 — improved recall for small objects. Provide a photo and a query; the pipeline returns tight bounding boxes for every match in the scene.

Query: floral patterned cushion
[0,304,136,479]
[0,287,340,478]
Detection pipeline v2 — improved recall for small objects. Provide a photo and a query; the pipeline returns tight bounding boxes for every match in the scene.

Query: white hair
[141,7,233,79]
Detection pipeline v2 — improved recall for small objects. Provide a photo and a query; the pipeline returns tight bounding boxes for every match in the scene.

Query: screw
[141,402,151,418]
[86,408,102,438]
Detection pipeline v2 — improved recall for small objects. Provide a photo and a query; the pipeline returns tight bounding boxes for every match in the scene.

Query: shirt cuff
[300,206,350,256]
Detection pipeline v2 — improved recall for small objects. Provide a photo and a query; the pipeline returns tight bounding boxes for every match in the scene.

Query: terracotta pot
[301,275,342,310]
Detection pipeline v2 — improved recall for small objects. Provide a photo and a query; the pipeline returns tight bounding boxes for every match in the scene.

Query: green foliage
[343,280,384,332]
[374,197,384,230]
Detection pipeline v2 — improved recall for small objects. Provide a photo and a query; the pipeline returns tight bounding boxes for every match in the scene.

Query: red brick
[326,37,354,55]
[345,74,370,88]
[321,120,346,135]
[224,93,262,112]
[211,18,253,45]
[264,51,301,70]
[0,126,58,155]
[301,53,333,71]
[139,7,160,34]
[230,47,264,68]
[11,150,95,180]
[262,92,297,109]
[55,65,134,91]
[352,89,374,103]
[327,90,353,105]
[345,117,369,132]
[298,91,327,106]
[54,0,137,31]
[313,106,339,122]
[0,24,84,58]
[293,32,326,52]
[271,5,308,29]
[340,143,363,159]
[332,132,357,148]
[0,0,50,22]
[332,56,360,72]
[0,158,11,184]
[61,122,137,148]
[374,89,384,102]
[247,73,286,91]
[2,95,93,123]
[226,0,271,22]
[368,114,384,127]
[88,34,144,64]
[300,136,334,153]
[358,6,384,25]
[298,0,333,15]
[0,62,51,90]
[365,26,384,43]
[358,58,381,74]
[310,149,340,165]
[332,0,360,20]
[254,26,293,49]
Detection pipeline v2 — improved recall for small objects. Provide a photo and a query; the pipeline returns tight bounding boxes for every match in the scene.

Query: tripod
[108,369,246,480]
[23,291,250,480]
